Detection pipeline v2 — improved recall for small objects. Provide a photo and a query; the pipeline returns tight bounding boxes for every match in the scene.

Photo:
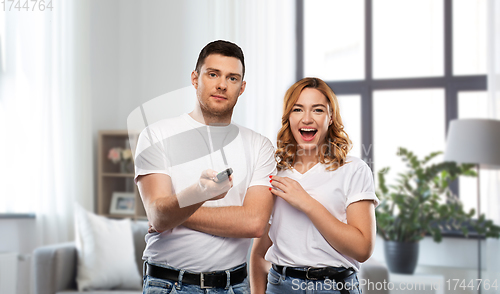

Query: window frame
[296,0,487,198]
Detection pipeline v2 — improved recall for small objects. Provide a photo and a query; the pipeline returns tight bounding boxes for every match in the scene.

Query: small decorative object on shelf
[108,147,134,173]
[109,192,136,215]
[98,130,146,220]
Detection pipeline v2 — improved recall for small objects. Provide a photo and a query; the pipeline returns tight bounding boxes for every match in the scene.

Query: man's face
[191,54,246,120]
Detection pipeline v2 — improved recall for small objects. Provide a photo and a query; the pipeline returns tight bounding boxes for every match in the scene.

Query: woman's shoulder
[342,155,371,172]
[345,155,365,165]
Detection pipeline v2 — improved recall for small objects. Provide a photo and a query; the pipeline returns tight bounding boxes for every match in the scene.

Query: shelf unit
[97,130,147,220]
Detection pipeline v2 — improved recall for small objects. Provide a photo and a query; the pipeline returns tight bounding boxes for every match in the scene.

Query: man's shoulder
[233,123,271,145]
[235,125,275,154]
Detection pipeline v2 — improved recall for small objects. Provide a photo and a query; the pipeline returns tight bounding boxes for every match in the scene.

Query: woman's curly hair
[275,77,352,171]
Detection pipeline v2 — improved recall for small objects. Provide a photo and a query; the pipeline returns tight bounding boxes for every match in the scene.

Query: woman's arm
[270,176,376,262]
[250,223,273,294]
[307,199,376,262]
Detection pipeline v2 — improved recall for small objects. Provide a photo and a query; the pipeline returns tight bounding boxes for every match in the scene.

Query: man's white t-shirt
[134,113,276,272]
[265,156,379,271]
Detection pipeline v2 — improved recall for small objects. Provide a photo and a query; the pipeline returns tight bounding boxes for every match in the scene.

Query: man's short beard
[199,101,236,122]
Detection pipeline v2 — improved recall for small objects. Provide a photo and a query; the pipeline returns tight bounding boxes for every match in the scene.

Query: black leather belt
[145,262,247,289]
[272,264,355,281]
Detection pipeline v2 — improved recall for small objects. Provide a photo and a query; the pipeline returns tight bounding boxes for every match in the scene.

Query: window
[299,0,487,200]
[337,95,362,157]
[304,0,365,81]
[373,89,446,186]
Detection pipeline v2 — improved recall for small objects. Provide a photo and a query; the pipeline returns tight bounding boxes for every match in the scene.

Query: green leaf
[375,147,500,242]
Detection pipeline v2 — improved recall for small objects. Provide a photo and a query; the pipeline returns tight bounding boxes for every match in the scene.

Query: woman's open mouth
[299,128,317,141]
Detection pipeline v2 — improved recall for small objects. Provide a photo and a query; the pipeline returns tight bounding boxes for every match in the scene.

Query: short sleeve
[345,163,380,209]
[248,136,277,188]
[134,127,171,183]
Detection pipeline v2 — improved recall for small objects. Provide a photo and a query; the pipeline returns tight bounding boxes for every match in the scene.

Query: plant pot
[384,241,419,274]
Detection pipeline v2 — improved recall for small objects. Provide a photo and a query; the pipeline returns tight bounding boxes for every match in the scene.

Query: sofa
[32,220,148,294]
[32,220,389,294]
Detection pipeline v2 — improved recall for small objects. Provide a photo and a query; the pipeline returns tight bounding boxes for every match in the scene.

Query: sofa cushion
[74,204,142,291]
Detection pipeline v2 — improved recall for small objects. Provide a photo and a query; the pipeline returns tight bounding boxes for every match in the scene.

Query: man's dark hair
[195,40,245,79]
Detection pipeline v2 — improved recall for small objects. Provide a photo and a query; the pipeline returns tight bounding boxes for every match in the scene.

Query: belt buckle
[305,267,318,280]
[200,272,213,289]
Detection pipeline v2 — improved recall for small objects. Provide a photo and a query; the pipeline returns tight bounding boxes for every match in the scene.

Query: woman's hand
[269,176,315,213]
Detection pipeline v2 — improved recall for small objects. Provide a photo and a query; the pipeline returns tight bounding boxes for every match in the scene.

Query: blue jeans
[142,263,249,294]
[266,266,361,294]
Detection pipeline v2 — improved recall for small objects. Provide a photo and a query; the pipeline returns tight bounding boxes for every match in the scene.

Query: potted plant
[375,148,500,274]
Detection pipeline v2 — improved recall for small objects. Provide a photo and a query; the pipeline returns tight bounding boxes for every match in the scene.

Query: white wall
[91,0,216,133]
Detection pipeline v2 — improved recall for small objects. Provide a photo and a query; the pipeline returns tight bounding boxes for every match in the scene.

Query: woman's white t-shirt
[265,156,379,271]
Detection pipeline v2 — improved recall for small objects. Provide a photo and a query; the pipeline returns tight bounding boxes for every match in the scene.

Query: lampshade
[444,119,500,169]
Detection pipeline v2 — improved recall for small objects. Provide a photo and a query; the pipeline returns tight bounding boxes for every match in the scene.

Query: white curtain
[0,1,92,246]
[207,0,296,143]
[485,0,500,289]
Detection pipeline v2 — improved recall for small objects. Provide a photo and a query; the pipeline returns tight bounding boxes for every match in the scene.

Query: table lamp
[444,119,500,294]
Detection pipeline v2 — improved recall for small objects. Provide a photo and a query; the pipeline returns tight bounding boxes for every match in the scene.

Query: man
[134,40,276,294]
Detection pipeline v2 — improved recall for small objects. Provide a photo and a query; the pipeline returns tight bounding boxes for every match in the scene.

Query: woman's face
[289,88,332,153]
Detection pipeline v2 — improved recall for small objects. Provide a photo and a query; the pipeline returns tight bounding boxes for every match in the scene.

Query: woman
[250,77,379,294]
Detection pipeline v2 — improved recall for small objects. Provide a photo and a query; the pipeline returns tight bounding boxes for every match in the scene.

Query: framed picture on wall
[110,192,135,215]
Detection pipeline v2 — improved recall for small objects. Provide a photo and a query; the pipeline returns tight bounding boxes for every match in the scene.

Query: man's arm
[137,171,231,233]
[182,185,274,238]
